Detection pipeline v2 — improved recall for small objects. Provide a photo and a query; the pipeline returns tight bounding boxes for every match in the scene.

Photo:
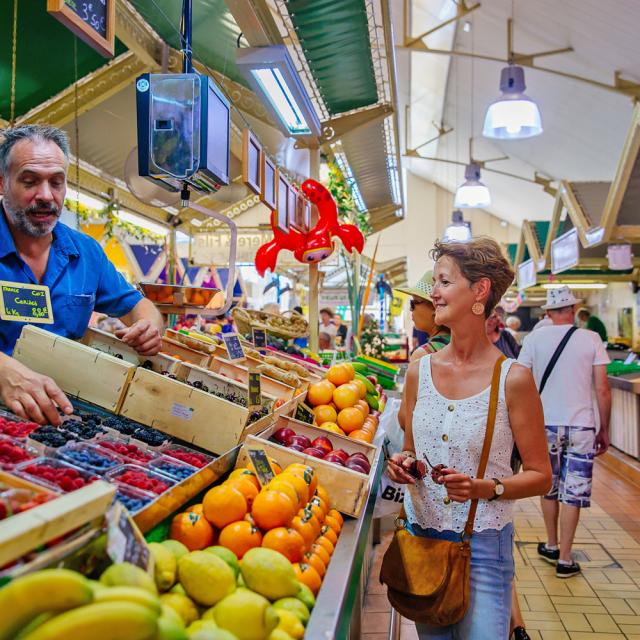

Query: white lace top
[404,355,515,532]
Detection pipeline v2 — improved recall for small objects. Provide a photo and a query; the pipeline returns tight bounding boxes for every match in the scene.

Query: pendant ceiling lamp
[443,210,472,242]
[483,64,543,139]
[454,162,491,208]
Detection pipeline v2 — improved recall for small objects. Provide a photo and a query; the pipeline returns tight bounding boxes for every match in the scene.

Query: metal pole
[181,0,193,73]
[389,608,402,640]
[308,147,320,353]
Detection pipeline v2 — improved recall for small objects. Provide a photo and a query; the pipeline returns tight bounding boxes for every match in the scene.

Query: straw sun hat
[395,270,434,304]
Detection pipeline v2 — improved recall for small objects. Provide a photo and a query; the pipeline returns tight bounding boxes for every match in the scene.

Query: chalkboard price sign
[223,333,246,362]
[248,371,262,409]
[246,447,276,487]
[0,281,54,324]
[295,401,315,425]
[252,328,267,348]
[48,0,115,58]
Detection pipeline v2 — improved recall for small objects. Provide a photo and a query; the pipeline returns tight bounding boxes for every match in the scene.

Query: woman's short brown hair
[430,238,515,317]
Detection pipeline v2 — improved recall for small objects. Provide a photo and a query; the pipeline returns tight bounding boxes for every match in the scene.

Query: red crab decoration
[255,179,364,276]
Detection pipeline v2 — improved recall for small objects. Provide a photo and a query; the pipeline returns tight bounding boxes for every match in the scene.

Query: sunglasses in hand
[423,452,446,483]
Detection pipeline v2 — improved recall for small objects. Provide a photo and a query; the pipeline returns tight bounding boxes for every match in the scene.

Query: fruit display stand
[237,416,376,517]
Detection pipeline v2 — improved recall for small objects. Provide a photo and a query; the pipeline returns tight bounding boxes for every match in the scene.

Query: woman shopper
[386,238,551,640]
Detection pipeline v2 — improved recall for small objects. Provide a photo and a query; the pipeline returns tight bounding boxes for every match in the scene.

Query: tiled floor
[364,455,640,639]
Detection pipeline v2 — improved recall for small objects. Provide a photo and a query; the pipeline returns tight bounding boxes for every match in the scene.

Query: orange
[228,468,261,492]
[313,404,337,425]
[320,524,338,546]
[307,499,325,524]
[326,364,352,387]
[315,485,332,509]
[218,520,262,559]
[170,511,215,551]
[279,473,311,510]
[299,508,321,537]
[309,495,329,517]
[290,514,317,551]
[354,399,370,416]
[251,489,297,530]
[292,562,322,596]
[225,477,259,509]
[261,527,306,563]
[315,535,335,556]
[318,422,345,436]
[304,551,327,578]
[327,509,343,526]
[351,379,367,399]
[333,385,358,410]
[266,477,303,511]
[203,485,248,529]
[186,503,205,515]
[307,381,335,406]
[310,542,330,567]
[285,464,317,501]
[348,429,373,443]
[342,362,355,380]
[337,407,365,433]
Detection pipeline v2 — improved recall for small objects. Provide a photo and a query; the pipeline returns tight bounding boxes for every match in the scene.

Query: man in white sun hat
[518,285,611,579]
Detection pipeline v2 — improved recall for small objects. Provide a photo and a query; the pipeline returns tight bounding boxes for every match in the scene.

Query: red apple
[290,435,312,449]
[331,449,349,462]
[311,436,333,454]
[323,453,345,466]
[273,427,296,445]
[349,452,369,463]
[345,459,369,474]
[303,447,326,459]
[288,443,306,452]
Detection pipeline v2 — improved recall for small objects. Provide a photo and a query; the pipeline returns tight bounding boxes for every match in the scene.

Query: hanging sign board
[276,171,290,233]
[223,333,246,362]
[261,156,277,211]
[47,0,115,58]
[242,129,262,196]
[551,228,579,274]
[0,282,54,324]
[517,259,537,291]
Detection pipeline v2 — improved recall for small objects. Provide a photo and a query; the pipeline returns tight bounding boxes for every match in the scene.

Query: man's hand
[595,430,609,457]
[116,319,162,356]
[0,355,73,425]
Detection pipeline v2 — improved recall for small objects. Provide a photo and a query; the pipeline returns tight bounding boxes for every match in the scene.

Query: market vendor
[0,125,164,425]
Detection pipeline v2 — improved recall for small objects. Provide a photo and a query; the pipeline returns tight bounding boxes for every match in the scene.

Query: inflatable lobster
[255,179,365,276]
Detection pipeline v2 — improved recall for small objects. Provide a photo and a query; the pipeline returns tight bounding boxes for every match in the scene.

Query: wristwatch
[488,478,505,501]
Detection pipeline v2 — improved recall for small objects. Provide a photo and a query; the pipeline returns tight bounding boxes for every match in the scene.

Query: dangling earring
[471,302,485,316]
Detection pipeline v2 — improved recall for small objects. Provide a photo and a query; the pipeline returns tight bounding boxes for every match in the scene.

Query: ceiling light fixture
[483,65,543,139]
[454,162,491,208]
[542,283,607,290]
[236,45,321,137]
[607,244,633,270]
[443,210,472,242]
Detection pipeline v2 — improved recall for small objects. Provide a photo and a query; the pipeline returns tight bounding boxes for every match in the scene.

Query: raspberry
[59,477,74,491]
[72,478,86,489]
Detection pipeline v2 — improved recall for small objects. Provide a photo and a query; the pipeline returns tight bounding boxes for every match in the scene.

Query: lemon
[240,549,299,601]
[212,588,279,640]
[149,542,178,591]
[178,551,236,606]
[295,583,315,611]
[187,620,240,640]
[100,562,157,594]
[272,598,310,626]
[187,620,218,633]
[204,546,240,579]
[162,540,190,561]
[268,631,295,640]
[160,593,200,626]
[157,608,189,640]
[275,610,304,639]
[170,583,187,596]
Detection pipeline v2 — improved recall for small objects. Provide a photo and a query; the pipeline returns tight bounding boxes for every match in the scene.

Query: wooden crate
[13,326,135,413]
[160,337,211,367]
[237,425,375,517]
[164,329,218,355]
[119,367,274,455]
[0,479,115,567]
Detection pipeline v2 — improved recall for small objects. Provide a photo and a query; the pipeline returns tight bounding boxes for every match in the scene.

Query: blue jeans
[407,522,515,640]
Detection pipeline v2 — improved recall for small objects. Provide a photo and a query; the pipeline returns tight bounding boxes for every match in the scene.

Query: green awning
[130,0,246,87]
[287,0,378,115]
[0,0,126,121]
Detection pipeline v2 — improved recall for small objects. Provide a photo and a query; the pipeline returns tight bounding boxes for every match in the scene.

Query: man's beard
[5,201,61,237]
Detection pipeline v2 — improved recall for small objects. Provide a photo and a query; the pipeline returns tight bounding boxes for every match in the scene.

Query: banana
[0,569,93,640]
[365,393,379,410]
[354,373,376,394]
[94,586,162,615]
[21,601,158,640]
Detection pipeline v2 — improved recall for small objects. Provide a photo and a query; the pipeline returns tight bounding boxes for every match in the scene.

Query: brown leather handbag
[380,356,506,626]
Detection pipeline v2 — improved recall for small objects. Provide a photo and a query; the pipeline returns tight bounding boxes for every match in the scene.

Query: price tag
[295,401,315,425]
[0,281,54,324]
[223,333,246,362]
[252,328,267,348]
[106,501,152,571]
[246,447,275,486]
[248,371,262,410]
[624,352,638,365]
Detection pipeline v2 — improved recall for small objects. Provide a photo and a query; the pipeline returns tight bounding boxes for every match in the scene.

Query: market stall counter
[607,364,640,459]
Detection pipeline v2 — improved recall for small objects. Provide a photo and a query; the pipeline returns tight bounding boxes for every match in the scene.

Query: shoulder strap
[539,326,578,394]
[463,355,506,538]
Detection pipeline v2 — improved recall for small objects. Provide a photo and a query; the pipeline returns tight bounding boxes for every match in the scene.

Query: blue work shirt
[0,208,143,355]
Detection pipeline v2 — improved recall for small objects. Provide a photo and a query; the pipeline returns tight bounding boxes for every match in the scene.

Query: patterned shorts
[544,425,596,508]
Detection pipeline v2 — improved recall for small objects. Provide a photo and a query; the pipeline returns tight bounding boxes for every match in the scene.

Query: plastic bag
[373,398,406,518]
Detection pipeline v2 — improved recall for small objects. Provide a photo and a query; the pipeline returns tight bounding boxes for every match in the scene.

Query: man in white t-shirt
[518,286,611,579]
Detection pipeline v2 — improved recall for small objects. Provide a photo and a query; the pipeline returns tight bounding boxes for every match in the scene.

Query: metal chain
[9,0,18,127]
